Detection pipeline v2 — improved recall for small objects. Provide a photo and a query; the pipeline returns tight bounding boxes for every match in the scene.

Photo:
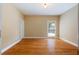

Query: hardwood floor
[2,38,78,55]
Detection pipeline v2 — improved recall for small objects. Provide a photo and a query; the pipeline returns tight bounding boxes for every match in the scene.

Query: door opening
[48,21,56,37]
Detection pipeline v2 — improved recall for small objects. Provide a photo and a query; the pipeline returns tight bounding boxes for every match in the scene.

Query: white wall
[1,4,24,51]
[60,5,78,46]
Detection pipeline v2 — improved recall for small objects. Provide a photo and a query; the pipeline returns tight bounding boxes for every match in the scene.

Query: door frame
[47,20,56,38]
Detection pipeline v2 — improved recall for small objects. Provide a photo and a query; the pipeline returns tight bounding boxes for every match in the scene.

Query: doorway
[48,21,56,37]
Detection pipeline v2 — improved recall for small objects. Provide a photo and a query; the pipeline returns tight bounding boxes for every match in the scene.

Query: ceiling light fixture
[42,0,48,8]
[43,3,48,8]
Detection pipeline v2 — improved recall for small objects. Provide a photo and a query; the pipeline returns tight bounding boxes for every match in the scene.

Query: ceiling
[13,3,77,15]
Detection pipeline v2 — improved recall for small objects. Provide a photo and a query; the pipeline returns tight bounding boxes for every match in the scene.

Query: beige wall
[60,5,78,46]
[24,16,60,38]
[78,3,79,49]
[0,4,2,30]
[1,4,24,50]
[0,4,2,54]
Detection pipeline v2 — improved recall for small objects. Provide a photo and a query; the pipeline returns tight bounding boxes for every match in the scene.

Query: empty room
[0,3,78,55]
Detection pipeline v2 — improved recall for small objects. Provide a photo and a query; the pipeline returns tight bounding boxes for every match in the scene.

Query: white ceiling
[13,3,77,15]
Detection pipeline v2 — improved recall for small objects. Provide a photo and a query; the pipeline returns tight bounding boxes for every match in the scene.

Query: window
[48,21,56,37]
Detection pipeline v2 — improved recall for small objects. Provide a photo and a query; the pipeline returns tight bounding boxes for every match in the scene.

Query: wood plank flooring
[2,38,78,55]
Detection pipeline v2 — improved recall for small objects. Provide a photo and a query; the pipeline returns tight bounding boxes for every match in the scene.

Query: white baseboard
[1,39,22,54]
[60,38,78,47]
[23,37,57,39]
[23,37,48,39]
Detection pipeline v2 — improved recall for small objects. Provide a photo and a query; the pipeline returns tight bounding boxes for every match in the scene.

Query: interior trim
[60,38,78,47]
[1,39,22,54]
[23,37,58,39]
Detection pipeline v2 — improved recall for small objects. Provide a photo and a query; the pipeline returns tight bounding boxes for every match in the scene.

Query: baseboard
[1,39,22,54]
[23,37,57,39]
[23,37,49,38]
[60,38,78,47]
